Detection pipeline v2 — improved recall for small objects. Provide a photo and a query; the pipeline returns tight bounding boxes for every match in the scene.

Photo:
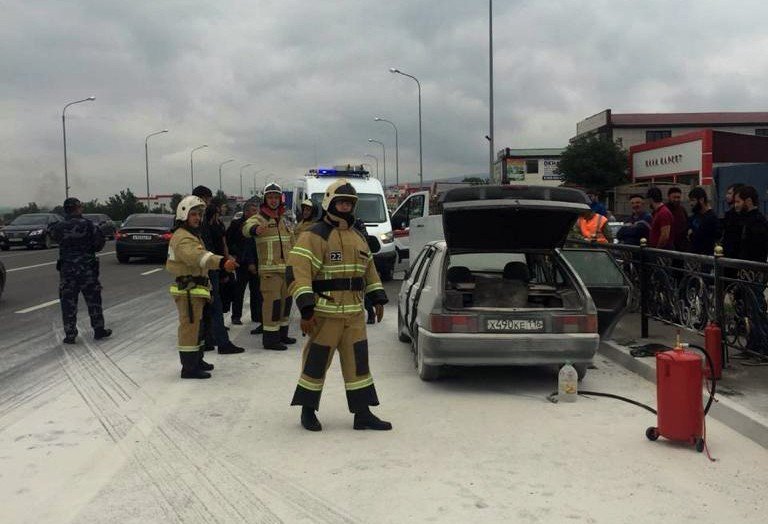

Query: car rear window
[10,214,49,226]
[447,252,526,272]
[122,215,174,228]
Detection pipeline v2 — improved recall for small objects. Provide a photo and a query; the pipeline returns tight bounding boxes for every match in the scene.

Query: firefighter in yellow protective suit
[286,179,391,431]
[243,183,295,350]
[166,196,239,379]
[294,198,318,237]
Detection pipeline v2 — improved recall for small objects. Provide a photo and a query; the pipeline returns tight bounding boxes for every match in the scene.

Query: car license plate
[486,319,544,332]
[9,238,23,243]
[132,235,152,240]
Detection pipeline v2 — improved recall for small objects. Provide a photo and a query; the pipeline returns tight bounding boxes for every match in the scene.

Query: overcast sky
[2,0,767,207]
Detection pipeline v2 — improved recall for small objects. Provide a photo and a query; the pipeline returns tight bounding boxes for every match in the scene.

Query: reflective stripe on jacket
[286,216,387,318]
[242,212,294,274]
[579,214,608,244]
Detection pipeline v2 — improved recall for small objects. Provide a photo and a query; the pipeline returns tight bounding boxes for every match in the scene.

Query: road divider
[7,251,116,273]
[15,299,60,314]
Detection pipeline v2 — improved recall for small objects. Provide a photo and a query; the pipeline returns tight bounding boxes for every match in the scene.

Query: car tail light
[429,314,478,333]
[553,314,597,333]
[160,232,173,241]
[114,232,124,240]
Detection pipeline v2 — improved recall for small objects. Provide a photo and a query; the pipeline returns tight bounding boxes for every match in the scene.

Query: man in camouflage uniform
[50,197,111,344]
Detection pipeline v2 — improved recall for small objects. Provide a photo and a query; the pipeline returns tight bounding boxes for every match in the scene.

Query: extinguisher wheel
[695,438,705,453]
[645,427,659,441]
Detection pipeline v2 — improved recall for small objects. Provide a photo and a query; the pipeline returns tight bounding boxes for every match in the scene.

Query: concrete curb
[600,340,768,450]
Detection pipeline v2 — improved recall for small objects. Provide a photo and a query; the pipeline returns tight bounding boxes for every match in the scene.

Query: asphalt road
[0,248,767,523]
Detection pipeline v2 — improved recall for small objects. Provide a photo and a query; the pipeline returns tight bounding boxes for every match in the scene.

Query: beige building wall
[614,125,766,149]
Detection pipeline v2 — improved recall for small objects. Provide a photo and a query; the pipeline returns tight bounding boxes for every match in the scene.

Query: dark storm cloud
[1,0,767,206]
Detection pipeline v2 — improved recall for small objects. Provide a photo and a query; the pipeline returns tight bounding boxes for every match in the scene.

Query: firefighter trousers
[290,312,379,412]
[260,272,292,344]
[173,295,207,352]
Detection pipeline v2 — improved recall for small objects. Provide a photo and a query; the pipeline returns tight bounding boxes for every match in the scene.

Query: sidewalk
[601,313,768,448]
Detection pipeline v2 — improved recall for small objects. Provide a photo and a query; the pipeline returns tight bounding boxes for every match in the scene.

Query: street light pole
[368,139,386,187]
[364,154,379,180]
[375,117,399,186]
[489,0,495,179]
[62,96,95,198]
[145,129,169,208]
[239,163,254,198]
[218,158,235,193]
[190,145,207,191]
[389,68,423,187]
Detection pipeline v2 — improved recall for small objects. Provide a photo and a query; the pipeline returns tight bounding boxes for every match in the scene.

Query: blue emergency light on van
[317,168,337,175]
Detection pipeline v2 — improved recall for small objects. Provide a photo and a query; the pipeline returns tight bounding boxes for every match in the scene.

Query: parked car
[397,185,631,381]
[0,213,64,250]
[115,213,175,263]
[0,259,6,300]
[83,213,117,239]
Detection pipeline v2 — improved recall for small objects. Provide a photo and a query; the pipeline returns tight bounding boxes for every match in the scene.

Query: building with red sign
[629,130,768,186]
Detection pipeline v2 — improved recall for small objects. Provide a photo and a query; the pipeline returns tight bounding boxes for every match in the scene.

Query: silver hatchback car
[397,185,631,381]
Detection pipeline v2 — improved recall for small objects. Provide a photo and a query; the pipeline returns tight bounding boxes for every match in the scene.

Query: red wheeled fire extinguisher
[645,336,717,453]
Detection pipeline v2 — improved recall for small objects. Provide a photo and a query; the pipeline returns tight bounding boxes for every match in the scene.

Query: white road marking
[6,251,116,273]
[15,299,60,314]
[140,268,164,276]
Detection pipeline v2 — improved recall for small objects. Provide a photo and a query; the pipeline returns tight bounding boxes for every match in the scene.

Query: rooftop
[611,112,768,127]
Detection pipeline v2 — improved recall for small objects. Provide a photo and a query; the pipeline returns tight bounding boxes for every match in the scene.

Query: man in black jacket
[192,186,244,354]
[226,200,262,331]
[50,198,111,344]
[734,186,768,262]
[721,183,744,258]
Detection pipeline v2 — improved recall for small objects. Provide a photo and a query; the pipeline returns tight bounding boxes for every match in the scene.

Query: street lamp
[368,139,386,187]
[218,158,235,193]
[364,153,379,180]
[190,145,207,191]
[375,117,399,187]
[239,163,254,198]
[488,0,495,179]
[144,129,169,208]
[62,96,95,198]
[389,67,423,187]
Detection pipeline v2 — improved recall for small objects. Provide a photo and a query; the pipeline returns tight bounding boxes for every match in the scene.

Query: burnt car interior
[443,252,581,310]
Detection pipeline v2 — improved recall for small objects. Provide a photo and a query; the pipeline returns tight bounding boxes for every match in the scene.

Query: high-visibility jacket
[286,214,387,319]
[294,219,317,237]
[242,208,294,275]
[579,214,609,244]
[165,227,223,299]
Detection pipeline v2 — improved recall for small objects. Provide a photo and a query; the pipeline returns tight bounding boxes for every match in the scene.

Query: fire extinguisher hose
[686,343,717,416]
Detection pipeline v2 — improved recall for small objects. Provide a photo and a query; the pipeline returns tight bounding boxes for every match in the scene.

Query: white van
[291,166,396,281]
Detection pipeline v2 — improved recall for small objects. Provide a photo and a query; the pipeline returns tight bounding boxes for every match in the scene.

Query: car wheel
[397,310,411,343]
[574,363,588,381]
[414,330,440,381]
[117,253,130,264]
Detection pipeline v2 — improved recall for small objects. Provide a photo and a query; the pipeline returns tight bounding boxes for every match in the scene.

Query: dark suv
[83,214,117,239]
[0,213,64,250]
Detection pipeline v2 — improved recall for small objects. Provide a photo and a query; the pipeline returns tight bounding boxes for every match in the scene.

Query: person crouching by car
[166,196,239,379]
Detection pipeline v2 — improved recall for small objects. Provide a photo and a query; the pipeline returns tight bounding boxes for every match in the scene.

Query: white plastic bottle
[558,362,578,402]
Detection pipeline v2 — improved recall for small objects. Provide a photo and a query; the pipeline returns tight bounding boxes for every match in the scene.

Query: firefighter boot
[198,349,214,371]
[280,325,297,345]
[301,406,322,432]
[179,352,211,379]
[263,330,287,351]
[353,407,392,431]
[218,342,245,354]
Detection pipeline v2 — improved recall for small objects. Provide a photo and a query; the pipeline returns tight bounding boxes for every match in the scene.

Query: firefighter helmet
[176,195,207,221]
[301,198,314,208]
[321,179,358,211]
[263,183,282,197]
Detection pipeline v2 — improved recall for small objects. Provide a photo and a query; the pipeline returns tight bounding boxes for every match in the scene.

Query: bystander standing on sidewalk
[616,194,652,246]
[667,187,689,251]
[646,187,674,249]
[721,183,745,258]
[734,186,768,263]
[687,187,721,255]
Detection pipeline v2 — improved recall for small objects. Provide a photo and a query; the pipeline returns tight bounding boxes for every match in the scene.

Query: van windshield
[311,193,387,223]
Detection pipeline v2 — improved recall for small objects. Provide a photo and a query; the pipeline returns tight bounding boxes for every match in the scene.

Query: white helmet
[176,195,207,221]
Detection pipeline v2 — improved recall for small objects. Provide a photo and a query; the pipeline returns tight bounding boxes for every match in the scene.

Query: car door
[560,248,631,338]
[391,191,430,271]
[404,246,437,335]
